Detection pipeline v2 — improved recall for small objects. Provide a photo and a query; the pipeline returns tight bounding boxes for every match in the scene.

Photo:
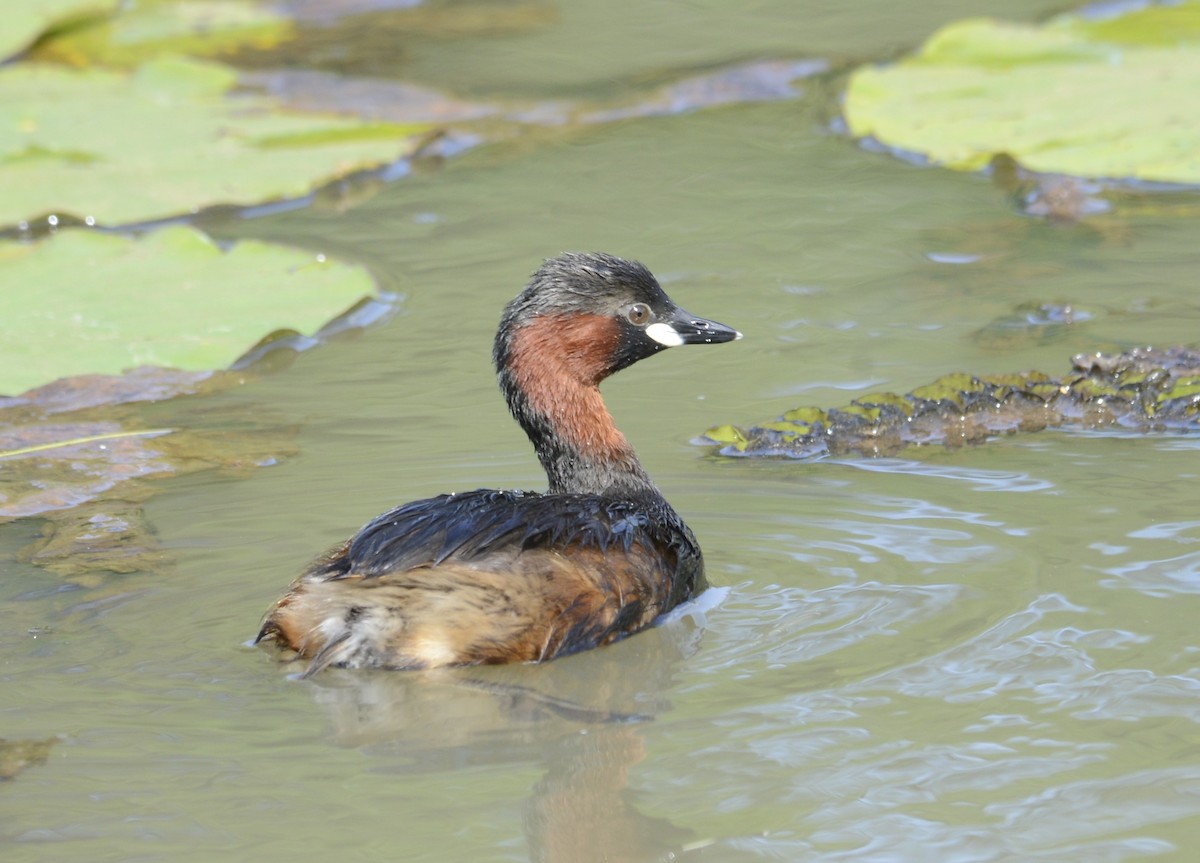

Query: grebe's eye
[626,303,651,326]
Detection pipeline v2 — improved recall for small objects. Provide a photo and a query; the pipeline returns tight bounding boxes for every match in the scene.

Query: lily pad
[0,0,116,62]
[0,226,375,396]
[844,4,1200,184]
[29,0,293,69]
[0,56,429,227]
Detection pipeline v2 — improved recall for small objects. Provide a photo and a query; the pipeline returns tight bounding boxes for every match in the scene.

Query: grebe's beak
[646,306,742,348]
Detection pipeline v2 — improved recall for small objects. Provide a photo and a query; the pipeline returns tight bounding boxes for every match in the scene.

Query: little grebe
[256,252,739,676]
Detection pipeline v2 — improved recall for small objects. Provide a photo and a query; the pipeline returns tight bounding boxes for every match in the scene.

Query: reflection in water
[302,595,724,862]
[524,727,694,863]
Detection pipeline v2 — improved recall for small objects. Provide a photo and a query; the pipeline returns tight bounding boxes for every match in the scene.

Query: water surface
[5,1,1200,860]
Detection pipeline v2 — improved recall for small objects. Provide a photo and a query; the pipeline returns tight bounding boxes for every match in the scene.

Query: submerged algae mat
[0,367,298,582]
[0,736,60,781]
[702,347,1200,459]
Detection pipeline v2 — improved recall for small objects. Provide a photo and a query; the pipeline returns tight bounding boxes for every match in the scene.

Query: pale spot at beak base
[646,322,685,347]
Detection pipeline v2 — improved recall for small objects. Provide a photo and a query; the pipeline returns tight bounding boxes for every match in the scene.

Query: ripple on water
[758,489,1018,566]
[836,457,1058,494]
[1032,668,1200,723]
[853,593,1150,702]
[701,579,966,677]
[1100,550,1200,597]
[1085,515,1200,598]
[662,722,1190,860]
[794,518,999,565]
[985,766,1200,856]
[1127,521,1200,541]
[801,803,1177,862]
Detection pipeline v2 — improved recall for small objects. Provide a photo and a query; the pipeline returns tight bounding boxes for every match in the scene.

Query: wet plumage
[256,252,738,676]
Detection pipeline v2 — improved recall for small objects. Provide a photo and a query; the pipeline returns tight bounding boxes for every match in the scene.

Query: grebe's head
[495,252,740,383]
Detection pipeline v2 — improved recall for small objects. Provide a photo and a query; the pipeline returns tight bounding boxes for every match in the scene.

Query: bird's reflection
[524,724,693,862]
[300,593,725,861]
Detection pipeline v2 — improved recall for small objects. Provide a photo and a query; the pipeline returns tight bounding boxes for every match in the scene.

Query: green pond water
[6,1,1200,860]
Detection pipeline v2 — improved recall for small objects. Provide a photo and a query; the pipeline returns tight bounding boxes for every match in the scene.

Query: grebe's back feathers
[260,489,705,675]
[319,489,698,582]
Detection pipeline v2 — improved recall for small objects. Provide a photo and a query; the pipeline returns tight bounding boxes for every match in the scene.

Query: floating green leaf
[29,0,292,68]
[0,226,375,395]
[844,4,1200,183]
[700,424,747,445]
[0,57,430,227]
[0,0,116,62]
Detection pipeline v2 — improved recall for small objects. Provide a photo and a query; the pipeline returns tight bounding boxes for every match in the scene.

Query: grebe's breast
[261,489,706,674]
